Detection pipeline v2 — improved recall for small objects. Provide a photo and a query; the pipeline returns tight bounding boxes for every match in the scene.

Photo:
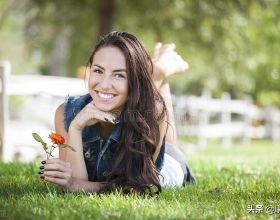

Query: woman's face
[89,46,129,113]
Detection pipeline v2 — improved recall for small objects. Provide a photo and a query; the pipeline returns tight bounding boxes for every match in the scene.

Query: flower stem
[49,144,55,158]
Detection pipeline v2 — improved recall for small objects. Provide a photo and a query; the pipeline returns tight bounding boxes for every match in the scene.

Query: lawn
[0,140,279,219]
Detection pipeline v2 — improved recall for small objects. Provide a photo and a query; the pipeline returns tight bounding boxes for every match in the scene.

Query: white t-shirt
[159,153,184,187]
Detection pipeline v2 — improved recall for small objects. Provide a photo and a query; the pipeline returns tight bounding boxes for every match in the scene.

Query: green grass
[0,140,280,219]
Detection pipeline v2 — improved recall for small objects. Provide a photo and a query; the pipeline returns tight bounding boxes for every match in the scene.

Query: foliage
[0,141,279,219]
[117,0,280,106]
[0,0,280,106]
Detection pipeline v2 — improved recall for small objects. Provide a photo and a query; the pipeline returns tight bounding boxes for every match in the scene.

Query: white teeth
[97,92,115,99]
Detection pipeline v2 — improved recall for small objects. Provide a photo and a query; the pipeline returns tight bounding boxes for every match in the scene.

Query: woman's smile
[95,90,117,101]
[88,46,129,113]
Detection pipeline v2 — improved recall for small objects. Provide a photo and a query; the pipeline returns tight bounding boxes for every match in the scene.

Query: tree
[1,0,280,107]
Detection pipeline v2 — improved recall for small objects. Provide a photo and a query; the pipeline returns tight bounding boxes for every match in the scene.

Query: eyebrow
[92,64,126,73]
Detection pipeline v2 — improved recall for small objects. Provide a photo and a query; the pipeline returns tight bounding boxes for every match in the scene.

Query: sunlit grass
[0,140,279,219]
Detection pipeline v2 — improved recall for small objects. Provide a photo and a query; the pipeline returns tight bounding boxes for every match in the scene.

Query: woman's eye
[93,69,102,74]
[115,73,125,78]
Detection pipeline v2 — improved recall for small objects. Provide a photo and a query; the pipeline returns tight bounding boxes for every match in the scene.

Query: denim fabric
[63,93,165,181]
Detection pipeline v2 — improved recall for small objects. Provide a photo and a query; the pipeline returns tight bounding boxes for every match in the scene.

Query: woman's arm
[41,102,115,192]
[65,178,106,193]
[55,104,88,180]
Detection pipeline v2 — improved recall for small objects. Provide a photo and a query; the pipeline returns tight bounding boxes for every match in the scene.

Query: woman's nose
[99,74,112,89]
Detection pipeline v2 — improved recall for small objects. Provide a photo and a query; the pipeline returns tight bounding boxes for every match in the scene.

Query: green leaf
[32,133,47,148]
[32,133,44,143]
[60,144,76,152]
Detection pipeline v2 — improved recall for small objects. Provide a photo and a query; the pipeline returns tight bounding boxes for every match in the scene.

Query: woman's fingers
[43,170,72,179]
[86,109,115,125]
[43,163,70,172]
[70,101,117,130]
[93,110,116,124]
[88,102,116,124]
[43,176,70,186]
[39,159,73,187]
[45,158,71,168]
[40,160,71,175]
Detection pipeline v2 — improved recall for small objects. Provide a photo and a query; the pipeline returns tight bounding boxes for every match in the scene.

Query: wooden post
[0,61,11,162]
[221,92,231,147]
[268,107,280,142]
[243,96,252,144]
[198,90,211,147]
[271,108,276,142]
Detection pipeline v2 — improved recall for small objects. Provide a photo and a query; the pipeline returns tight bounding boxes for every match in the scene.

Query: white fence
[0,61,87,162]
[173,91,280,147]
[1,61,279,162]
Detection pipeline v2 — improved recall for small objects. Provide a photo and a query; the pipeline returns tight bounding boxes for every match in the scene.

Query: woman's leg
[158,79,178,146]
[152,43,188,146]
[155,79,194,184]
[152,43,195,184]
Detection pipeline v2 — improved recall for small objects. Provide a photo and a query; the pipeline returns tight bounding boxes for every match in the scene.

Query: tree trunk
[96,0,116,39]
[47,28,70,76]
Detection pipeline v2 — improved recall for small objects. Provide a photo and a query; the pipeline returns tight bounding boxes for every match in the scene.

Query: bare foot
[152,42,189,81]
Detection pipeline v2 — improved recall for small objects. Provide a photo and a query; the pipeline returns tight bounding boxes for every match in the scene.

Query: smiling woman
[38,31,194,195]
[89,46,128,113]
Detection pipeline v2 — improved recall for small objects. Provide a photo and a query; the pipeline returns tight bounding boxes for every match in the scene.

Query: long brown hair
[88,31,167,195]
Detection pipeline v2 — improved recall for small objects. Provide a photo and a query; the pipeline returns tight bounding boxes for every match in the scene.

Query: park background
[0,0,280,219]
[1,0,280,104]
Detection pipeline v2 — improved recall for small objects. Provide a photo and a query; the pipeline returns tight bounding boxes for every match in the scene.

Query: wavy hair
[88,31,167,195]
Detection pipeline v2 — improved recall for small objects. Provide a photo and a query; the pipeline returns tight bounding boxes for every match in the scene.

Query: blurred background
[0,0,279,162]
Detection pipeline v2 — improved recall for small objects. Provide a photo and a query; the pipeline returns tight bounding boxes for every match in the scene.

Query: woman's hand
[69,101,116,132]
[39,158,73,188]
[38,158,107,192]
[152,42,189,80]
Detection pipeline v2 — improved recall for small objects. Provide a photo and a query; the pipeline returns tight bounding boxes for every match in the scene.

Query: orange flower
[48,132,65,145]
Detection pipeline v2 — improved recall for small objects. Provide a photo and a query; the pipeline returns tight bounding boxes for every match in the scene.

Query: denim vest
[63,93,165,181]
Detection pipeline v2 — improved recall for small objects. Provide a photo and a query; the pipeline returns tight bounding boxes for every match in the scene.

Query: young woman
[38,31,194,194]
